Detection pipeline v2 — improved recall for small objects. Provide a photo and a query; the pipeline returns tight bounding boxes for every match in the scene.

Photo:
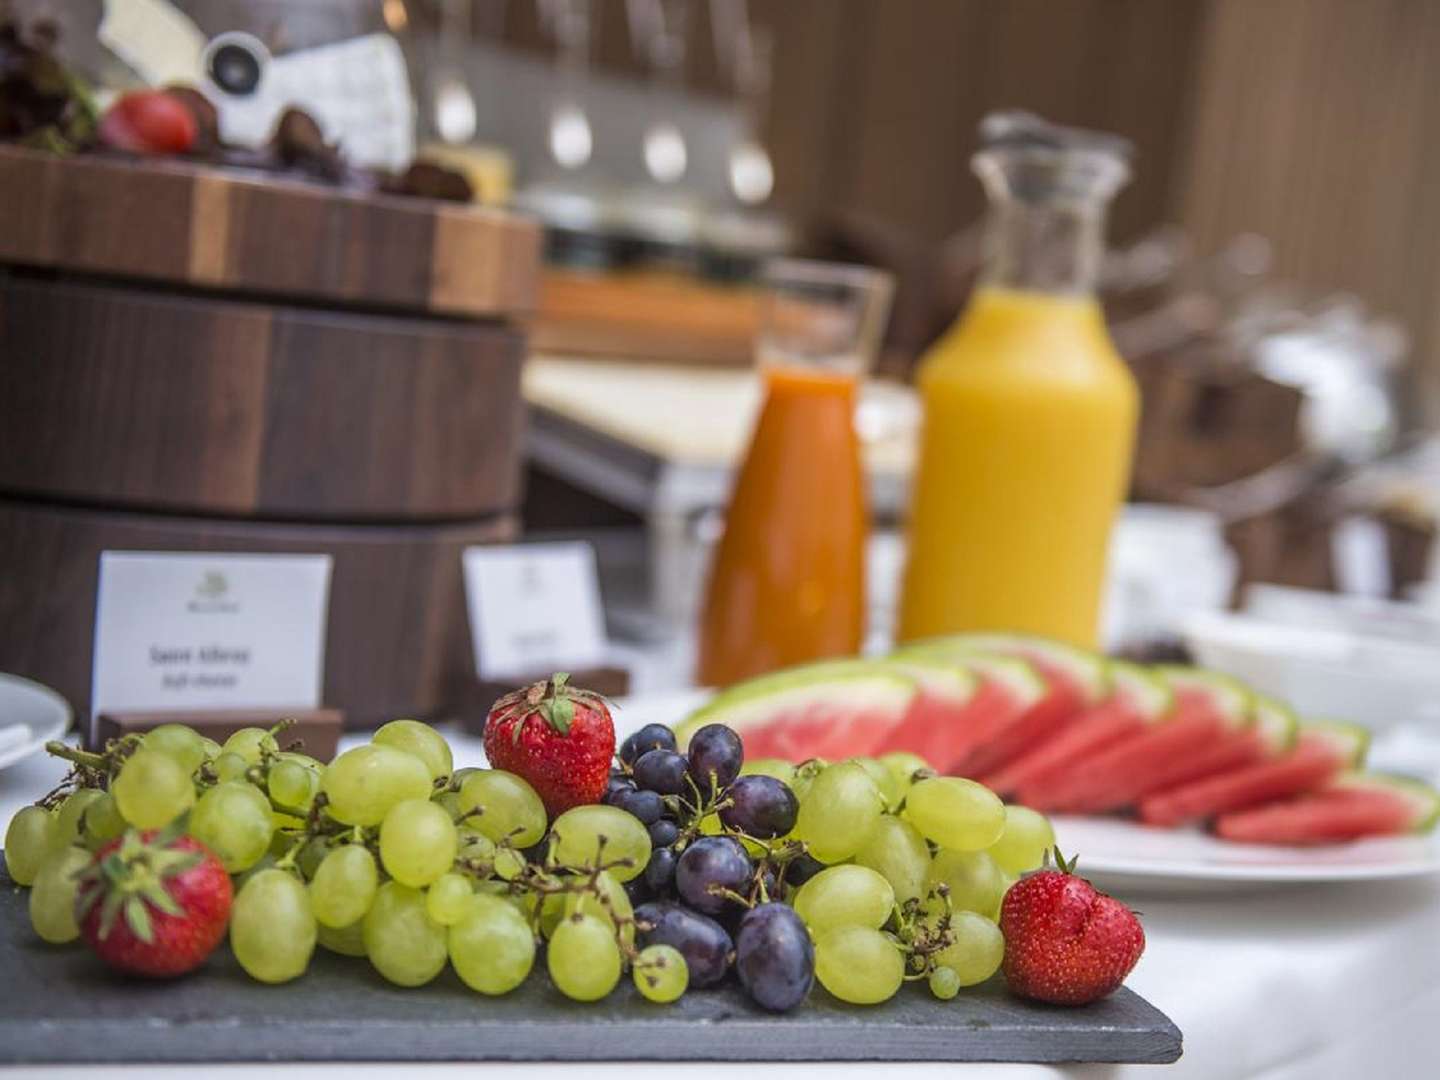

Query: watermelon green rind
[1252,695,1299,755]
[676,659,918,745]
[881,656,979,702]
[1152,665,1254,732]
[896,633,1109,704]
[1301,719,1370,768]
[889,645,1047,708]
[1330,772,1440,834]
[1107,661,1173,723]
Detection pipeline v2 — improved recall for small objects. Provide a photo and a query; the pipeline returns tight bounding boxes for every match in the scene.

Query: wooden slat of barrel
[0,499,517,731]
[0,146,541,317]
[0,274,526,519]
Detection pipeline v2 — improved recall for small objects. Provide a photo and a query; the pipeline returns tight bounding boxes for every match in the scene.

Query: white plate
[1051,813,1440,895]
[0,674,73,771]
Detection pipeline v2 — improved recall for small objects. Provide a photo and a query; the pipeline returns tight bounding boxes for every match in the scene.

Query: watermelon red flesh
[1214,787,1425,845]
[978,694,1143,797]
[1138,733,1350,828]
[737,699,906,761]
[949,678,1085,779]
[873,678,1021,772]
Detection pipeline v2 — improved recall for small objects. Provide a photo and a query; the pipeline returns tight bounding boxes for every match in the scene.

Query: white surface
[91,553,333,743]
[0,674,73,772]
[7,696,1440,1077]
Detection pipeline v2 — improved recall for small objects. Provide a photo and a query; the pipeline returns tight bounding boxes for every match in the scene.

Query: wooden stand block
[94,709,345,761]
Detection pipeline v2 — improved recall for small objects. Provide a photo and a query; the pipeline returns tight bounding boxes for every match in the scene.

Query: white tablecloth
[5,723,1438,1080]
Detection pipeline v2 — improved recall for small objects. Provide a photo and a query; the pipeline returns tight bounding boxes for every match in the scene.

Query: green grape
[29,845,92,944]
[988,805,1055,876]
[932,910,1005,986]
[563,869,635,948]
[112,749,195,829]
[373,719,454,781]
[268,760,317,811]
[879,750,930,795]
[5,805,56,884]
[793,864,895,933]
[493,846,527,881]
[81,793,126,852]
[854,815,930,905]
[363,881,448,987]
[223,727,278,765]
[792,761,884,864]
[475,878,529,917]
[449,894,535,994]
[233,854,277,891]
[457,831,497,870]
[426,872,474,926]
[548,914,622,1002]
[457,770,547,847]
[310,844,379,928]
[789,759,828,802]
[214,751,250,782]
[434,789,462,820]
[379,799,458,888]
[634,944,688,1003]
[143,723,208,775]
[814,926,904,1005]
[697,812,723,836]
[740,758,797,784]
[320,744,432,827]
[927,850,1005,920]
[51,790,103,851]
[316,918,367,957]
[199,737,223,760]
[231,869,316,983]
[929,965,961,1000]
[548,805,651,882]
[903,777,1005,852]
[847,757,900,810]
[296,836,329,880]
[278,750,324,772]
[188,781,273,873]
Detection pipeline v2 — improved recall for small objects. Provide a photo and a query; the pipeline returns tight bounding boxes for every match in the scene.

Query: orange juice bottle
[697,261,892,687]
[898,113,1138,649]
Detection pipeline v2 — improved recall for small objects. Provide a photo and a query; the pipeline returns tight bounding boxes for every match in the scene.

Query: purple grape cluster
[604,721,811,1012]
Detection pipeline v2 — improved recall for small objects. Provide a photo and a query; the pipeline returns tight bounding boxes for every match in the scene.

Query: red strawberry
[75,829,232,978]
[999,849,1145,1006]
[98,91,198,155]
[483,673,616,817]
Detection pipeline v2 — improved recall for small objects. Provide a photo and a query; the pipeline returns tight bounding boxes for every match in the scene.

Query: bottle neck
[979,196,1107,297]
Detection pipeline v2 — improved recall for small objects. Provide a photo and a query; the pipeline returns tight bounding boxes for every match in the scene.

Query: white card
[463,542,607,680]
[91,552,333,741]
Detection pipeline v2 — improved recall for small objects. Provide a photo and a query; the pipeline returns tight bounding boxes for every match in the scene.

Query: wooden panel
[1176,0,1440,418]
[0,500,518,729]
[0,146,541,318]
[0,275,526,519]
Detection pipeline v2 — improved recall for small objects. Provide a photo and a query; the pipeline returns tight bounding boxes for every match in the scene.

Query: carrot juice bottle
[897,112,1139,649]
[697,261,893,687]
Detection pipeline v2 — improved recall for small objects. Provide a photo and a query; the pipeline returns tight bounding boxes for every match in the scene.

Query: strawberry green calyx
[494,673,611,742]
[1045,846,1080,876]
[75,826,202,943]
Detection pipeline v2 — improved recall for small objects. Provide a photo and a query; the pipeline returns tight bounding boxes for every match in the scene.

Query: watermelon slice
[1022,666,1254,813]
[890,634,1105,776]
[873,652,1044,772]
[1214,772,1440,845]
[675,660,918,761]
[980,662,1173,797]
[1138,720,1369,827]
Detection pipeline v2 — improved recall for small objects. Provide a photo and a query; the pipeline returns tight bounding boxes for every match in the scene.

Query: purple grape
[676,835,752,915]
[643,846,678,893]
[784,852,824,887]
[621,723,677,765]
[604,774,636,801]
[633,749,689,795]
[612,787,664,825]
[648,818,679,847]
[634,901,734,987]
[719,775,798,838]
[735,903,814,1012]
[686,724,744,797]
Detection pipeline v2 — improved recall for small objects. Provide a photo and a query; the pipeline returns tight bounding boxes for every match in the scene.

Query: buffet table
[5,715,1437,1080]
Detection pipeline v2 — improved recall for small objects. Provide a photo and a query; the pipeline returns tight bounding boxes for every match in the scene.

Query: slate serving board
[0,857,1181,1065]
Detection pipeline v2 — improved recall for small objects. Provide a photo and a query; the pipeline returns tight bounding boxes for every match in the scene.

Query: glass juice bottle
[697,260,892,687]
[897,112,1139,649]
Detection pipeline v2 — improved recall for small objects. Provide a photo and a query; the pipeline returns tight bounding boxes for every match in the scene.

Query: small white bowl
[0,674,73,771]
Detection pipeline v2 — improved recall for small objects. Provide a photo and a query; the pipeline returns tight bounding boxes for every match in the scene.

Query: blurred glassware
[696,259,894,686]
[711,0,774,205]
[432,0,476,144]
[630,0,689,184]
